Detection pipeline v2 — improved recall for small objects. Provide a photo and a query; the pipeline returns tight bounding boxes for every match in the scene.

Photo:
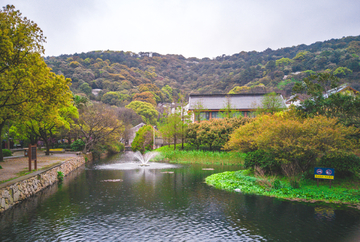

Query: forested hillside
[45,35,360,106]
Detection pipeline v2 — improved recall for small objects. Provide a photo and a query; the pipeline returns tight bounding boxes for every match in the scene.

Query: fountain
[95,151,180,170]
[133,151,159,166]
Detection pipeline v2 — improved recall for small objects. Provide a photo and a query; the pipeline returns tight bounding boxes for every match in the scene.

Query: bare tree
[77,103,123,153]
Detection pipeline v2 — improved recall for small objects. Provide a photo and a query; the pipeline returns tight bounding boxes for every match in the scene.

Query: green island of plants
[205,170,360,206]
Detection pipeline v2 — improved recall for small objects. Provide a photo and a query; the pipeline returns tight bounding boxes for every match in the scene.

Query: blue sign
[314,167,335,180]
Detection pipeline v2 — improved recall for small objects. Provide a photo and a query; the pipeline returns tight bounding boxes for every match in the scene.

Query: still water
[1,153,360,241]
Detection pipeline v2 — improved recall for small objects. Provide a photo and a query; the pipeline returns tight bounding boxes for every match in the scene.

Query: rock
[234,189,241,193]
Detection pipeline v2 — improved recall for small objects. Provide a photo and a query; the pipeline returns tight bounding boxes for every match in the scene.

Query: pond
[1,152,360,241]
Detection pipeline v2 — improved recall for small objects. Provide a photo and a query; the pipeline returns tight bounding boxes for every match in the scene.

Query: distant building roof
[287,84,359,107]
[323,84,359,98]
[188,93,284,110]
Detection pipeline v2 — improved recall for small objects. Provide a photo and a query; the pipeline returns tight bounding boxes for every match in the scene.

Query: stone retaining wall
[0,155,85,213]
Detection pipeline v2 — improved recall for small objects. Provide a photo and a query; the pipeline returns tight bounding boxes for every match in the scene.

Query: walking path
[0,151,78,182]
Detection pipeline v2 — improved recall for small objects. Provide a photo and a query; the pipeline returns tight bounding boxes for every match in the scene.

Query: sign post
[314,167,334,188]
[28,144,37,171]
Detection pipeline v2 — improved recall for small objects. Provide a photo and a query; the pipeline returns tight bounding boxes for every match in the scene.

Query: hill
[45,35,360,106]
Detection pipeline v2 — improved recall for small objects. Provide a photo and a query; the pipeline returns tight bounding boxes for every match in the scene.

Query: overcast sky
[7,0,360,58]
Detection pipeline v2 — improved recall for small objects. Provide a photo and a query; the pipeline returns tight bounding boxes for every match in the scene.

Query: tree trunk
[0,121,5,161]
[174,135,177,150]
[44,139,50,156]
[181,133,184,150]
[68,132,72,145]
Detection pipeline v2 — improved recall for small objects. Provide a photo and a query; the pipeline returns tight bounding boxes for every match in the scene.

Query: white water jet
[95,151,180,170]
[133,151,159,166]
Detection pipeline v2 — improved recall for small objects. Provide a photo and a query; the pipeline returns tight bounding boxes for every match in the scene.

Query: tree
[159,112,182,150]
[77,103,123,153]
[24,104,78,155]
[190,100,206,122]
[133,91,157,106]
[255,92,286,114]
[101,91,120,106]
[292,72,339,98]
[79,82,92,95]
[0,5,73,160]
[131,125,153,153]
[219,96,242,118]
[126,101,158,125]
[333,67,352,78]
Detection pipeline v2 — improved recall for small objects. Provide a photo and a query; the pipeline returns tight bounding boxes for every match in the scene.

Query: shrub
[244,150,280,174]
[3,149,12,157]
[57,171,64,182]
[320,152,360,178]
[186,117,250,151]
[225,110,357,177]
[106,142,125,154]
[70,139,85,151]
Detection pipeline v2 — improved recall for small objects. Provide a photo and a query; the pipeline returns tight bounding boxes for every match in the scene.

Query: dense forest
[45,35,360,106]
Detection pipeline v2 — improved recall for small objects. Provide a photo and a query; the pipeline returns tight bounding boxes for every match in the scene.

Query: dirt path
[0,151,78,182]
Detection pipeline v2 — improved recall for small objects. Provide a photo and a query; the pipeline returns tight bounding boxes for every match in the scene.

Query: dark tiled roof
[188,93,283,110]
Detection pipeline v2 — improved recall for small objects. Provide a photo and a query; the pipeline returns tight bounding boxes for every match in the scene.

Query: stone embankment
[0,155,86,213]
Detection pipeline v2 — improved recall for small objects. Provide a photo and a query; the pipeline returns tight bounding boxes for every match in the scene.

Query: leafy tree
[0,5,73,160]
[276,58,293,67]
[139,83,163,103]
[292,72,339,98]
[299,92,360,139]
[79,82,92,95]
[219,96,242,118]
[19,100,78,155]
[126,101,158,125]
[190,100,206,122]
[159,112,184,150]
[101,91,120,106]
[333,67,352,78]
[161,85,173,102]
[255,92,286,114]
[133,91,157,106]
[131,125,153,153]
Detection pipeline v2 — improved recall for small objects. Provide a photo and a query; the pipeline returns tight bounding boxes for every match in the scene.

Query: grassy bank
[154,145,245,166]
[205,170,360,205]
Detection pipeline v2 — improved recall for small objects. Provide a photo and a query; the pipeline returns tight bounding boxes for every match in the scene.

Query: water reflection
[1,153,360,241]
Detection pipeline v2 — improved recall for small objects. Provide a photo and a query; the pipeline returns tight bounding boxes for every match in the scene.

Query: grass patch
[155,146,245,166]
[205,170,360,205]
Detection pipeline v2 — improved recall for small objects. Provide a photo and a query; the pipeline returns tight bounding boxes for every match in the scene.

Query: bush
[244,150,280,174]
[57,171,64,182]
[320,152,360,178]
[3,149,12,157]
[70,139,85,151]
[225,110,357,177]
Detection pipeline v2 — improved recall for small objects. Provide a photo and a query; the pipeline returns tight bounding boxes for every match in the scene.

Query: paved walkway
[0,151,78,182]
